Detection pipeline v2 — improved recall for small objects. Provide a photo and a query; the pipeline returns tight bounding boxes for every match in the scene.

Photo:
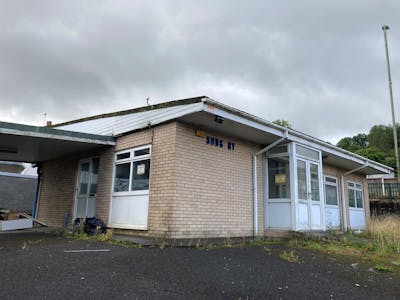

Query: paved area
[0,232,399,299]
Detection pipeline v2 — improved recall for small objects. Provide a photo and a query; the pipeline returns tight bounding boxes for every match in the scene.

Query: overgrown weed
[279,250,300,263]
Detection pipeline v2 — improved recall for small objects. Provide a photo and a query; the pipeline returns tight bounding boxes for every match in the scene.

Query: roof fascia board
[0,171,37,179]
[288,133,391,174]
[202,103,284,137]
[202,101,392,174]
[0,127,116,146]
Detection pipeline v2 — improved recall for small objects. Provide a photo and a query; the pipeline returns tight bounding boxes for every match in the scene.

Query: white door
[109,146,151,230]
[74,158,99,219]
[324,176,340,228]
[297,159,323,230]
[348,182,366,229]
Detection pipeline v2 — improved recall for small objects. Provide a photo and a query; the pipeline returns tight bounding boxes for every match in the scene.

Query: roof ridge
[52,96,207,127]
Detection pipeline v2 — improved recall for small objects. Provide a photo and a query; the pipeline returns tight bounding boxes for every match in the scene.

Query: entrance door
[296,159,323,230]
[74,158,99,219]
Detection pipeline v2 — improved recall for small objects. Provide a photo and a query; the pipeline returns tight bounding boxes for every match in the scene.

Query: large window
[348,182,363,209]
[324,176,338,206]
[114,145,151,193]
[268,157,291,199]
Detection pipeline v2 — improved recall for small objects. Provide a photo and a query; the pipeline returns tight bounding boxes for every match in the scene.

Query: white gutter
[340,162,369,232]
[203,99,392,175]
[253,130,288,237]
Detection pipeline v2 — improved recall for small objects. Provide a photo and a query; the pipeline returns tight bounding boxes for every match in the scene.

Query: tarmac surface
[0,231,399,299]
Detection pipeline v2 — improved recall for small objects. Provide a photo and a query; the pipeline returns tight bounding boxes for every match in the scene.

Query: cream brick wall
[37,155,78,226]
[38,120,265,238]
[112,123,177,238]
[168,122,264,238]
[37,148,113,227]
[322,163,370,229]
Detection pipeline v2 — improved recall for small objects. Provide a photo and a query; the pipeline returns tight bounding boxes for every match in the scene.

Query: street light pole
[382,25,400,181]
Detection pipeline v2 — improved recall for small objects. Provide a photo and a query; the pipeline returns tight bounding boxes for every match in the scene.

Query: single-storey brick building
[0,97,392,238]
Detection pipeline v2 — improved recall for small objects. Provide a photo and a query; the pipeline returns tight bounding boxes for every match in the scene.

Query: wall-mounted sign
[137,164,146,175]
[275,174,286,184]
[206,136,235,151]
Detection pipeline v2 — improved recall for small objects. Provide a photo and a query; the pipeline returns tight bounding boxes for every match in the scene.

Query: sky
[0,1,399,144]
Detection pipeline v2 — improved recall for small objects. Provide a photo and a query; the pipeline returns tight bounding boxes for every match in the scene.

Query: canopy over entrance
[0,121,115,163]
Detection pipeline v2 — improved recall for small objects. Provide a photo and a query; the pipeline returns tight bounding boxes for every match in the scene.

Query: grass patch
[279,250,300,263]
[56,229,143,248]
[287,216,400,273]
[365,215,400,255]
[374,264,393,273]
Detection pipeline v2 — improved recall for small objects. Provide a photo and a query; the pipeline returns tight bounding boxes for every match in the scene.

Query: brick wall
[37,148,114,227]
[37,156,78,226]
[168,122,264,238]
[112,123,177,238]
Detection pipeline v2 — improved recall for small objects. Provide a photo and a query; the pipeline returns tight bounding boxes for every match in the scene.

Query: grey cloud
[0,0,399,144]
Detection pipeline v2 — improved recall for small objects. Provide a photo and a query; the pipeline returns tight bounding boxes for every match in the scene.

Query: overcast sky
[1,1,399,144]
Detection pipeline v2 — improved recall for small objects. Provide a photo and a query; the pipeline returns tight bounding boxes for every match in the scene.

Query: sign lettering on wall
[206,136,235,151]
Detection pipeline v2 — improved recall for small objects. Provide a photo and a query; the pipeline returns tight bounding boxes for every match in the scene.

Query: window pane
[325,177,337,184]
[114,163,131,192]
[80,162,89,172]
[297,160,307,199]
[79,162,90,195]
[296,145,319,160]
[268,157,290,199]
[89,158,99,195]
[310,164,320,201]
[348,190,356,208]
[348,182,354,188]
[134,148,150,157]
[131,159,150,191]
[356,184,362,189]
[79,183,88,195]
[325,184,338,205]
[268,145,288,155]
[356,191,363,208]
[117,152,130,160]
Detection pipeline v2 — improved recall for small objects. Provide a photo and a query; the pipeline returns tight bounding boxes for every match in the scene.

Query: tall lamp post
[382,25,400,181]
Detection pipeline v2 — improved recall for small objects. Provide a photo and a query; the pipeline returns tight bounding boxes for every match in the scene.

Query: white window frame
[324,175,339,207]
[347,181,364,209]
[112,145,152,196]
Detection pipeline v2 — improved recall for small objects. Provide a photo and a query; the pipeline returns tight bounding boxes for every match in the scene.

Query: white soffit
[201,101,392,175]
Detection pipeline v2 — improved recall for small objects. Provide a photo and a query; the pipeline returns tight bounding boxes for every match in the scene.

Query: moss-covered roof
[52,96,207,127]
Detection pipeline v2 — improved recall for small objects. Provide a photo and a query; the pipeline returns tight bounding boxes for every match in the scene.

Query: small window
[268,145,288,155]
[325,177,337,184]
[348,181,363,209]
[113,145,151,193]
[114,163,130,192]
[268,157,291,199]
[324,176,338,206]
[134,148,150,157]
[296,145,320,161]
[89,158,99,195]
[117,152,130,160]
[131,159,150,191]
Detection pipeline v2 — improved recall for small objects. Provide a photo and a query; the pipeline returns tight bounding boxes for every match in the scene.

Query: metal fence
[368,183,400,200]
[368,183,400,215]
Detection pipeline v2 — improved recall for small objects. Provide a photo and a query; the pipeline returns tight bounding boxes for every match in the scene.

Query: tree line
[336,124,399,169]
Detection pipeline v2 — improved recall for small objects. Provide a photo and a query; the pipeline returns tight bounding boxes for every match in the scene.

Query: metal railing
[368,183,400,200]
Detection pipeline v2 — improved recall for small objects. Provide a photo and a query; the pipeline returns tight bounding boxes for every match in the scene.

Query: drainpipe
[253,130,288,237]
[32,164,42,218]
[341,162,369,232]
